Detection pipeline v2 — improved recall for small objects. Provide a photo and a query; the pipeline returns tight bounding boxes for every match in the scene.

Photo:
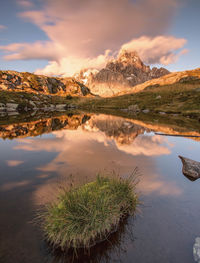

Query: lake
[0,112,200,263]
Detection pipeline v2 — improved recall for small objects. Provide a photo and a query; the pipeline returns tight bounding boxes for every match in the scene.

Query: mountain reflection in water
[0,112,200,263]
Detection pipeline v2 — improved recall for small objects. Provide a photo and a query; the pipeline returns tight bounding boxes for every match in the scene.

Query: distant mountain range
[76,50,170,97]
[0,51,200,100]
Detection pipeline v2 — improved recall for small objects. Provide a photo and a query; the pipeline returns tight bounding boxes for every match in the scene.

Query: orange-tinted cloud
[0,25,7,31]
[0,0,187,76]
[120,36,188,65]
[14,127,181,197]
[6,160,24,167]
[17,0,33,8]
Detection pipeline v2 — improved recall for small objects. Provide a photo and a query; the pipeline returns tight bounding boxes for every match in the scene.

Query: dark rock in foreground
[179,156,200,181]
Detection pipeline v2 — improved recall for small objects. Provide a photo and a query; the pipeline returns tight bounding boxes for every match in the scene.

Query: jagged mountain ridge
[77,50,170,97]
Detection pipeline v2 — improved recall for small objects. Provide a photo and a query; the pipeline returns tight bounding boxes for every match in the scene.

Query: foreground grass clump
[41,176,138,250]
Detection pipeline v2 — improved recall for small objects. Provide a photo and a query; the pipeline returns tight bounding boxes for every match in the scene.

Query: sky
[0,0,199,76]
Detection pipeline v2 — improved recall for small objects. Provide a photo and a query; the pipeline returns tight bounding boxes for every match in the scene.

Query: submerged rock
[179,156,200,181]
[194,237,200,262]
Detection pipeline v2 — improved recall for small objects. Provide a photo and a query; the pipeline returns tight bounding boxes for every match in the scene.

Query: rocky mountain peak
[75,50,170,97]
[117,50,144,69]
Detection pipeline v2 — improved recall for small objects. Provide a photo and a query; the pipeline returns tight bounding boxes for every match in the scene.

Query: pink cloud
[0,0,187,76]
[120,36,188,65]
[17,0,33,8]
[0,25,7,31]
[6,160,24,167]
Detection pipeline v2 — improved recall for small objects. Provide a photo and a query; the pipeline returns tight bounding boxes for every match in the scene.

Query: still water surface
[0,113,200,263]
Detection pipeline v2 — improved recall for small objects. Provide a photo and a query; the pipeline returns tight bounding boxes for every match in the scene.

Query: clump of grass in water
[40,175,138,250]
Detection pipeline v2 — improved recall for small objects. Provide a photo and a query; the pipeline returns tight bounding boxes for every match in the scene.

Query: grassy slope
[77,82,200,117]
[0,90,81,112]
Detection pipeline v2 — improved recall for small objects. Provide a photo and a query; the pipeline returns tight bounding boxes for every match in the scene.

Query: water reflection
[0,112,200,263]
[47,217,135,263]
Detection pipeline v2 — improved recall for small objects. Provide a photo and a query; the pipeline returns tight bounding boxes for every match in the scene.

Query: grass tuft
[40,175,138,250]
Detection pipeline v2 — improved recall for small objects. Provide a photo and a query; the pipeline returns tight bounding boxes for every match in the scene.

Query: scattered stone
[179,76,200,83]
[156,95,161,99]
[142,109,150,113]
[193,237,200,262]
[6,103,19,112]
[0,112,6,117]
[128,104,140,112]
[0,103,5,111]
[68,104,78,109]
[56,104,66,110]
[29,100,36,107]
[159,111,166,115]
[179,156,200,181]
[0,70,92,97]
[7,111,19,116]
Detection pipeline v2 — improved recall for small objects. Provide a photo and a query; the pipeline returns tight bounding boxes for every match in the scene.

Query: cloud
[0,41,63,61]
[120,36,188,65]
[17,0,33,8]
[0,0,187,76]
[6,160,24,167]
[35,50,111,77]
[14,120,181,197]
[0,25,7,31]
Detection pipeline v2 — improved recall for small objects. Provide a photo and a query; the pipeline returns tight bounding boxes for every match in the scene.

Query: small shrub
[40,175,138,250]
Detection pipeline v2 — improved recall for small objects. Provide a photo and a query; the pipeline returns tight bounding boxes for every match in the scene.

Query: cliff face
[0,70,92,97]
[78,51,170,97]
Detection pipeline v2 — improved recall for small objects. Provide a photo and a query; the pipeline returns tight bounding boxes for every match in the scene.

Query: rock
[79,50,170,97]
[0,112,6,117]
[6,103,19,112]
[179,156,200,181]
[159,111,166,115]
[67,104,78,109]
[0,103,5,111]
[156,95,161,99]
[7,111,19,116]
[179,76,200,83]
[29,100,36,107]
[193,237,200,262]
[0,70,92,97]
[195,88,200,92]
[56,104,66,110]
[142,109,150,113]
[128,104,140,112]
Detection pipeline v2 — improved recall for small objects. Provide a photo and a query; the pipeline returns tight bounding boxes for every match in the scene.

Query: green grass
[76,82,200,117]
[40,176,138,250]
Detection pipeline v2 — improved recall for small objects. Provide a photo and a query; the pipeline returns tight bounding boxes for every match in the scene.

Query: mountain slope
[116,68,200,96]
[0,70,92,97]
[77,75,200,118]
